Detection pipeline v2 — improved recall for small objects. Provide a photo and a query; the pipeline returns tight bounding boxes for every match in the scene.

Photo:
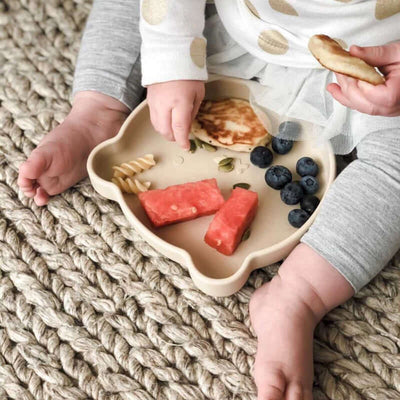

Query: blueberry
[288,209,310,228]
[279,121,301,139]
[280,181,304,205]
[296,157,319,177]
[300,175,319,195]
[265,165,292,190]
[300,196,320,215]
[271,137,293,155]
[250,146,273,168]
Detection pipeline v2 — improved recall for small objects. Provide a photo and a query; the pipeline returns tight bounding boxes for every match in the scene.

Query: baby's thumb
[350,43,400,67]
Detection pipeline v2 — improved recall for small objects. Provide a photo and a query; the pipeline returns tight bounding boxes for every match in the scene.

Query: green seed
[218,163,234,173]
[233,183,250,190]
[241,229,251,242]
[203,142,217,152]
[189,139,196,153]
[218,157,234,167]
[194,138,204,149]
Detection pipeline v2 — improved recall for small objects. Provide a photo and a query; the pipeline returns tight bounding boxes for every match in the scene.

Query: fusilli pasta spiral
[112,176,151,194]
[112,154,156,178]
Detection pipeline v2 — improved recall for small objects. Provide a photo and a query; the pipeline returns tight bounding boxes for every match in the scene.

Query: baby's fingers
[327,83,354,109]
[172,104,192,150]
[150,107,174,141]
[192,93,202,121]
[357,77,400,109]
[192,86,205,120]
[328,75,380,115]
[350,43,400,67]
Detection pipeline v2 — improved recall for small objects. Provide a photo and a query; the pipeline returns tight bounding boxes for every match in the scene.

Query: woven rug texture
[0,1,400,399]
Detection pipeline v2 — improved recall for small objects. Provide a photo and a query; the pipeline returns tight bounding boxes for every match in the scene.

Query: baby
[18,1,400,399]
[142,6,400,397]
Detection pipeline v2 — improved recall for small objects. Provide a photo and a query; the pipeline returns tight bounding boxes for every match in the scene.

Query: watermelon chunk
[138,178,225,227]
[204,187,258,255]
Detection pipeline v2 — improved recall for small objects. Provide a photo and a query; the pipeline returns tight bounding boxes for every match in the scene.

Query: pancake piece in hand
[308,34,385,85]
[191,98,272,152]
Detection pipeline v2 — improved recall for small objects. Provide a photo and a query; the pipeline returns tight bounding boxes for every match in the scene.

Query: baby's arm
[140,0,207,149]
[327,42,400,116]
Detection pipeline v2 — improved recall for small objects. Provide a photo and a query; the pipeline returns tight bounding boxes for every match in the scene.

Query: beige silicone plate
[87,77,336,297]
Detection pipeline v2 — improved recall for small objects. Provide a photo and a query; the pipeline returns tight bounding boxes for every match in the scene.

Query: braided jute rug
[1,1,400,399]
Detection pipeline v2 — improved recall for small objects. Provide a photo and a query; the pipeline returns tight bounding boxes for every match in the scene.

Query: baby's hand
[147,80,205,149]
[327,42,400,116]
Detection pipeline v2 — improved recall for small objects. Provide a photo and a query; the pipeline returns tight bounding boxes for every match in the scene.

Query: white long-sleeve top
[140,0,400,86]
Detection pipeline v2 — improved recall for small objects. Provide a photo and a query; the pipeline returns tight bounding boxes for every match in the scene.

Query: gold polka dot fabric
[268,0,298,16]
[211,0,400,69]
[141,0,400,86]
[258,30,289,55]
[142,0,168,25]
[375,0,400,20]
[244,0,261,18]
[140,0,208,85]
[190,38,207,68]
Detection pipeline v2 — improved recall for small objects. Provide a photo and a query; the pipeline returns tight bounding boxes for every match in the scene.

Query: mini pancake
[191,98,272,152]
[308,34,385,85]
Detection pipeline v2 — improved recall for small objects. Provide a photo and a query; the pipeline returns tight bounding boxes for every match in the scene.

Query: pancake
[308,34,385,85]
[191,98,272,152]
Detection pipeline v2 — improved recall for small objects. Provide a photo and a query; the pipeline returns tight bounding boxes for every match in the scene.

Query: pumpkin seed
[213,156,226,164]
[218,162,234,173]
[218,157,234,167]
[189,139,196,153]
[194,138,204,149]
[241,228,251,242]
[203,142,217,152]
[233,183,250,190]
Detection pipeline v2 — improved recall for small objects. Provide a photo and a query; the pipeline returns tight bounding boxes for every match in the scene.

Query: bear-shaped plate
[87,77,336,296]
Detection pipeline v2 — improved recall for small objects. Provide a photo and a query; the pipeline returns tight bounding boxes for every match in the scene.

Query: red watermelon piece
[138,178,225,227]
[204,187,258,255]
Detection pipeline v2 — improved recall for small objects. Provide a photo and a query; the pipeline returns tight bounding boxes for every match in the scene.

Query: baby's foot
[249,275,318,400]
[18,92,129,205]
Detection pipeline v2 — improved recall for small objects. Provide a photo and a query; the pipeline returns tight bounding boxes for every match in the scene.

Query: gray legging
[74,0,400,292]
[73,0,144,109]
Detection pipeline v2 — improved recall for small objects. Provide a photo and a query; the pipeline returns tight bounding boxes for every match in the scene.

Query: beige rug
[1,1,400,399]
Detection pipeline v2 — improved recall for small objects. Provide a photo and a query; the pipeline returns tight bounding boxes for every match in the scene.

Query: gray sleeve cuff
[73,57,145,111]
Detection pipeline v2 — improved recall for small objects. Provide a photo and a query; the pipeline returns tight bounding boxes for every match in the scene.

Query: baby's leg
[250,128,400,400]
[18,0,144,205]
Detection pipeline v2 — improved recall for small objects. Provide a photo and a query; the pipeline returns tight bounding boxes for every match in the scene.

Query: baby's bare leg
[18,0,144,205]
[250,128,400,399]
[250,244,353,400]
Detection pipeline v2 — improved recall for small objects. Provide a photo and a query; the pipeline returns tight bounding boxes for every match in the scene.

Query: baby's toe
[285,382,303,400]
[18,148,52,199]
[34,186,50,206]
[17,170,36,192]
[17,176,38,197]
[254,368,286,400]
[19,148,50,181]
[17,174,33,190]
[24,188,38,198]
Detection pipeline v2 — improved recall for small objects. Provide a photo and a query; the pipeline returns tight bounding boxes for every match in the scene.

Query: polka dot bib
[215,0,400,68]
[140,0,400,85]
